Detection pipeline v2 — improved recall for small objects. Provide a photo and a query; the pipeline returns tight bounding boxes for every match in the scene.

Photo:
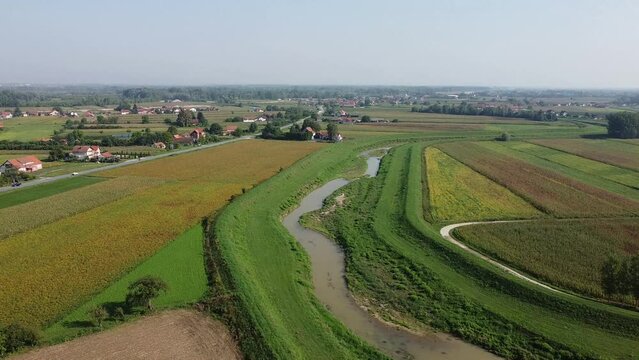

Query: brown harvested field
[530,139,639,171]
[437,141,639,218]
[15,310,241,360]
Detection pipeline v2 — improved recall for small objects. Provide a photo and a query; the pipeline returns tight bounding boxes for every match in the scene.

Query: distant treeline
[607,112,639,138]
[411,103,558,121]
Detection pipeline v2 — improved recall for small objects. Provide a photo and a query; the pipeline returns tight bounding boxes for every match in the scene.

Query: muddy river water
[282,152,500,360]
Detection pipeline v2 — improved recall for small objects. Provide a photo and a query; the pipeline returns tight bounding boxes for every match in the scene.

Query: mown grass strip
[0,176,104,209]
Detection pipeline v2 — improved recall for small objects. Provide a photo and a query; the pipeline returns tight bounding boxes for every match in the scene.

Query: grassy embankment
[314,143,639,359]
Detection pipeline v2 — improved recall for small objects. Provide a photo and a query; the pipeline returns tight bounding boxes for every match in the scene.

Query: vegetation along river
[282,150,499,360]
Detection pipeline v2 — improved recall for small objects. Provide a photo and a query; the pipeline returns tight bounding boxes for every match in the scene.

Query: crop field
[454,219,639,299]
[0,117,64,141]
[498,142,639,191]
[0,140,322,328]
[437,141,639,218]
[424,147,541,222]
[44,225,209,342]
[0,150,48,162]
[531,138,639,171]
[0,176,161,240]
[474,141,639,202]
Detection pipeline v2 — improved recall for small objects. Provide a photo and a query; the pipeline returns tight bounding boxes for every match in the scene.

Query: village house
[243,116,267,123]
[49,110,60,116]
[190,128,206,141]
[84,111,95,118]
[0,156,43,174]
[153,142,167,149]
[1,112,13,119]
[173,134,194,145]
[304,127,316,138]
[70,145,101,160]
[223,125,238,136]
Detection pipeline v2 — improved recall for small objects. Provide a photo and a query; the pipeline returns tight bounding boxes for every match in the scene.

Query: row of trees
[411,103,558,121]
[0,323,39,357]
[607,112,639,138]
[601,255,639,304]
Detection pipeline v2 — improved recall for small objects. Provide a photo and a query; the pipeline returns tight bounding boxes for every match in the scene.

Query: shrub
[2,323,39,353]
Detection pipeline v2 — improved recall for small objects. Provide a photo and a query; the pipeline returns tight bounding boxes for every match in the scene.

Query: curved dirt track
[14,310,241,360]
[440,221,560,293]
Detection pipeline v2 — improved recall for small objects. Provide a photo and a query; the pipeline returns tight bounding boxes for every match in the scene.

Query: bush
[497,132,511,142]
[2,323,39,353]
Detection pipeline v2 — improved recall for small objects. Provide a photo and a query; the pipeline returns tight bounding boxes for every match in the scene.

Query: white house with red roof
[70,145,101,160]
[1,112,13,119]
[223,125,238,136]
[0,156,43,173]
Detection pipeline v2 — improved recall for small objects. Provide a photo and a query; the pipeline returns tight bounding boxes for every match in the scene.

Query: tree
[88,306,108,328]
[12,106,22,118]
[141,115,150,124]
[607,112,639,139]
[248,122,258,133]
[48,147,66,161]
[197,111,208,127]
[327,123,338,140]
[301,118,321,131]
[209,123,223,135]
[167,125,178,135]
[176,109,191,127]
[131,103,139,114]
[261,123,282,139]
[629,255,639,305]
[361,115,372,123]
[601,256,621,297]
[125,276,168,312]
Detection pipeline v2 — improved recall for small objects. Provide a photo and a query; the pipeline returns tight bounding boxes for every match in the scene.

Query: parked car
[71,172,79,176]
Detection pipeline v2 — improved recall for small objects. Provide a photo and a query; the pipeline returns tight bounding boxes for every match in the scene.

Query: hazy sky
[2,0,638,88]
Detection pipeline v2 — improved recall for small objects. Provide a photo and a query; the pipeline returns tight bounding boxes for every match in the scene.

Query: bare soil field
[14,310,240,360]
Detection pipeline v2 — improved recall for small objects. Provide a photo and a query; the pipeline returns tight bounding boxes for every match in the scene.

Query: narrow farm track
[439,221,561,293]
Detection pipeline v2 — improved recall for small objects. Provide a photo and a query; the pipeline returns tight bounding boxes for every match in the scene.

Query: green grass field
[531,138,639,171]
[43,224,208,343]
[424,147,541,222]
[0,176,104,209]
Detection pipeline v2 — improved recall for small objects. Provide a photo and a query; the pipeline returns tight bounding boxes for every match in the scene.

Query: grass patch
[42,224,208,343]
[0,176,104,209]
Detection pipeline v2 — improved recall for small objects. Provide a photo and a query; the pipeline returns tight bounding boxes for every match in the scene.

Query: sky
[1,0,638,88]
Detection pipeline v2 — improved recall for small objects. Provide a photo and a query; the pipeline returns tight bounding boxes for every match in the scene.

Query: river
[282,151,499,360]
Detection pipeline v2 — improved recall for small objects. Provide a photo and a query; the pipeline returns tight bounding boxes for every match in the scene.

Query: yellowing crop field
[0,140,323,328]
[425,147,541,222]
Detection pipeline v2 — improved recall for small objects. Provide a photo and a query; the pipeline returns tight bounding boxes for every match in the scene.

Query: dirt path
[440,221,560,293]
[14,310,241,360]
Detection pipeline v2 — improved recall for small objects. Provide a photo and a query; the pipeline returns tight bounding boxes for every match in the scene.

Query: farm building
[153,142,167,149]
[243,116,267,123]
[0,156,43,173]
[190,128,206,141]
[70,145,101,160]
[223,125,238,136]
[173,134,194,145]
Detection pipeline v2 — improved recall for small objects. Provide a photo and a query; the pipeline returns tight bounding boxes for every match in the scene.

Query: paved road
[0,114,316,194]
